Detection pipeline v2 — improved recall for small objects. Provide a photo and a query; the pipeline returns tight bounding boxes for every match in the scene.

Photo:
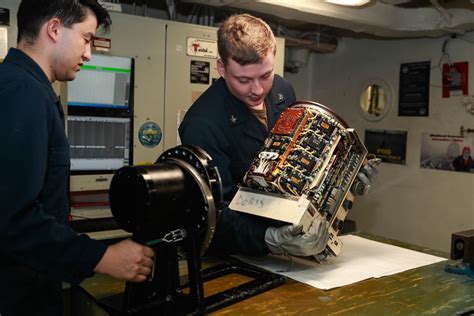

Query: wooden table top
[79,233,474,316]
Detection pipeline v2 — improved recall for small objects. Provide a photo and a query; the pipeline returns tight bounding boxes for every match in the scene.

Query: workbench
[69,233,474,315]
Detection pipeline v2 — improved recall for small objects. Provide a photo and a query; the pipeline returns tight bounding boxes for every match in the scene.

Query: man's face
[53,10,97,81]
[217,50,275,109]
[463,149,471,160]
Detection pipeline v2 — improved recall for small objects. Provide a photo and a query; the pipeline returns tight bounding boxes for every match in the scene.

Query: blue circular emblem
[138,122,162,148]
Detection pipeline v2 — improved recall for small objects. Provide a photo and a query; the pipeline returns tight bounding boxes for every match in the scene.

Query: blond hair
[217,14,276,66]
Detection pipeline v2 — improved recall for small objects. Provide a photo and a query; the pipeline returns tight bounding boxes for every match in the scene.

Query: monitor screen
[67,54,132,109]
[68,115,131,173]
[66,54,134,176]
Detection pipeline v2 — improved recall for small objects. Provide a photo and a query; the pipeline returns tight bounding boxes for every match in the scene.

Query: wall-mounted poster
[442,61,469,98]
[420,133,474,173]
[398,61,431,117]
[365,129,407,165]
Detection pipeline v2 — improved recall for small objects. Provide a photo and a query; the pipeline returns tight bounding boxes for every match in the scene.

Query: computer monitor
[68,115,131,172]
[66,54,134,176]
[67,54,132,110]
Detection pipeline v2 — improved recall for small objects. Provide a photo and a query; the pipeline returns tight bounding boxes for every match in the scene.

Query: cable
[431,36,452,71]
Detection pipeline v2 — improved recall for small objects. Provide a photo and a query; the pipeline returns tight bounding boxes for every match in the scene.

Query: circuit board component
[231,101,368,258]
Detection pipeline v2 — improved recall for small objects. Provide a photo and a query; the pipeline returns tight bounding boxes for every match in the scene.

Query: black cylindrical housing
[109,163,186,233]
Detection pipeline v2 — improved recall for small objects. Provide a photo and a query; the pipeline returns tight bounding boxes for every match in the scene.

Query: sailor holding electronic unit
[179,13,378,259]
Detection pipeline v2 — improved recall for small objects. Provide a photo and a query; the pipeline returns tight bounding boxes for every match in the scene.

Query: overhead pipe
[430,0,452,26]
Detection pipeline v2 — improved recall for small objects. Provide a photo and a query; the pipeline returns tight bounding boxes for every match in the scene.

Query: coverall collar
[221,77,289,141]
[4,48,60,104]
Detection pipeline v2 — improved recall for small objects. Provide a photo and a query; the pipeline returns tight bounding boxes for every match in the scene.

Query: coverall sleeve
[0,80,107,284]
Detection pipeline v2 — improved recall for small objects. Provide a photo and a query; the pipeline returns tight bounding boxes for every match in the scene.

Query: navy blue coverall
[179,75,296,256]
[0,48,107,315]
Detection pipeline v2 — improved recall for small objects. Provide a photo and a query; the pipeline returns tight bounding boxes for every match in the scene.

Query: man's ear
[46,18,62,42]
[216,58,226,79]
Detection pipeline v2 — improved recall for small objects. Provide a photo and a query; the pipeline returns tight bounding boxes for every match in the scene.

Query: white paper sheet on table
[236,234,447,290]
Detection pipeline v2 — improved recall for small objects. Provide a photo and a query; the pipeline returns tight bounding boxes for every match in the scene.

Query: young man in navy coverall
[179,14,333,258]
[0,1,154,315]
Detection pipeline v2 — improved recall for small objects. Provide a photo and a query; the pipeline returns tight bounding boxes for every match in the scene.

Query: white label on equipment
[230,188,310,224]
[187,37,218,59]
[0,27,7,59]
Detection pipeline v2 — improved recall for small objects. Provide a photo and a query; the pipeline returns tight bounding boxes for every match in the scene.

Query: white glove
[264,218,329,257]
[351,158,381,196]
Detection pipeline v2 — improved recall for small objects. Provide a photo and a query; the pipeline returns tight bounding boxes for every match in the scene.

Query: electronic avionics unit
[230,101,368,258]
[67,54,134,174]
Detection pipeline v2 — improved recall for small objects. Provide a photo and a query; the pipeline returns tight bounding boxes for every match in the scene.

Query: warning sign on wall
[190,60,210,85]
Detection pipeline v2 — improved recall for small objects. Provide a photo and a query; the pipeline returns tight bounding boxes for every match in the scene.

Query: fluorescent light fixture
[324,0,371,6]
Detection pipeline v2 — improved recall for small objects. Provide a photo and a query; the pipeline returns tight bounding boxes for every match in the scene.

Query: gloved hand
[351,158,381,196]
[264,218,329,257]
